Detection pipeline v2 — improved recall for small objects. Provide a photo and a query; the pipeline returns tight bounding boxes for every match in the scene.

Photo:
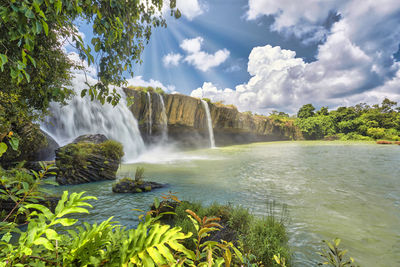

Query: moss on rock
[55,136,124,185]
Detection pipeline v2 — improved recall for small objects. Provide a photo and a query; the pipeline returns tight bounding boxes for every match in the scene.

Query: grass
[162,200,291,266]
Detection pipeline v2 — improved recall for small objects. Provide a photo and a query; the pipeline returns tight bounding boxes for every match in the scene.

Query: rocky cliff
[124,88,303,147]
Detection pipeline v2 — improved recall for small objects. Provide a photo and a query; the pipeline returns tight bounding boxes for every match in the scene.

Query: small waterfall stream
[158,93,168,142]
[41,77,145,161]
[147,92,152,136]
[201,100,216,148]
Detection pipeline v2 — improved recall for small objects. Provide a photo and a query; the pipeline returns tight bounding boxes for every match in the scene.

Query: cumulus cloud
[163,53,183,67]
[190,0,400,113]
[163,37,230,71]
[191,36,400,114]
[180,37,230,71]
[177,0,206,20]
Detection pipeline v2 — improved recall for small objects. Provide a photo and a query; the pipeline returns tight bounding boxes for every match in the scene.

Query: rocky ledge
[55,134,124,185]
[124,87,303,148]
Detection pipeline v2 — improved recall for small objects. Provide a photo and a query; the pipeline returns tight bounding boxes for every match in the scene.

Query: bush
[166,201,291,266]
[338,132,373,141]
[367,127,386,139]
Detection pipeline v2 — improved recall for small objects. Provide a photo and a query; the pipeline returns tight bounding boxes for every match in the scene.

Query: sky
[77,0,400,114]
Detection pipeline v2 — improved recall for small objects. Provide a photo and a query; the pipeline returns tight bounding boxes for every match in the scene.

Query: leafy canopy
[0,0,180,118]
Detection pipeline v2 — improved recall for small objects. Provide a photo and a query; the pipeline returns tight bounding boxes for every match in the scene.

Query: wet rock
[112,177,165,193]
[55,136,124,185]
[73,134,108,144]
[123,87,303,148]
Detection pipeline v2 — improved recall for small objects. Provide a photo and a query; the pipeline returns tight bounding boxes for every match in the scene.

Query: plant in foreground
[318,238,358,267]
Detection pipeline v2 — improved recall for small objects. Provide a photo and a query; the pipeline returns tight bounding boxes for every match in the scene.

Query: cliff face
[124,88,302,148]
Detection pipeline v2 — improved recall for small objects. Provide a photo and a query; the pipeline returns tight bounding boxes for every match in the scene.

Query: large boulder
[55,134,124,185]
[0,123,59,167]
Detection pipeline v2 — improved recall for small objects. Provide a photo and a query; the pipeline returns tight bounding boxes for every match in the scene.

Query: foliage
[134,166,145,183]
[294,98,400,140]
[167,201,291,266]
[295,115,336,139]
[202,98,211,104]
[0,162,57,228]
[0,131,18,158]
[0,0,180,107]
[318,239,358,267]
[297,104,316,119]
[185,209,243,266]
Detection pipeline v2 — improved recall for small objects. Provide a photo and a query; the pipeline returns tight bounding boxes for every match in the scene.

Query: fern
[119,216,194,266]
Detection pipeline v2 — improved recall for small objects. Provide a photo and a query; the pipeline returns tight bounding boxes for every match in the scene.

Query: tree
[0,0,180,146]
[0,0,180,116]
[297,104,315,119]
[316,106,329,116]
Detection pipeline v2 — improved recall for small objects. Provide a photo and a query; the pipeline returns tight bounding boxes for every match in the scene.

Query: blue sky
[77,0,400,114]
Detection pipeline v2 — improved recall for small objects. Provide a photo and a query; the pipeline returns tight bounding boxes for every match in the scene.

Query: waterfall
[147,92,152,136]
[41,76,146,161]
[158,93,168,142]
[201,100,216,148]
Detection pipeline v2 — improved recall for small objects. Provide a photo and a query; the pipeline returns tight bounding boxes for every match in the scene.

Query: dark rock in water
[55,135,124,185]
[73,134,108,144]
[112,177,165,193]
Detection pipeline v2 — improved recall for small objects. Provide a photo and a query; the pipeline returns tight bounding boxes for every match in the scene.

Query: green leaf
[25,8,35,19]
[45,229,59,240]
[24,204,54,220]
[0,142,7,157]
[55,218,78,226]
[0,54,8,71]
[9,136,19,151]
[42,20,48,36]
[33,237,54,250]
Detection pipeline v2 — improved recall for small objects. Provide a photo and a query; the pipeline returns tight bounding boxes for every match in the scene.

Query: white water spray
[201,100,216,148]
[158,93,168,142]
[147,92,152,136]
[41,76,145,161]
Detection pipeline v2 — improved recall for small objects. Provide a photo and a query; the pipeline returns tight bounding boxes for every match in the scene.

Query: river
[51,141,400,266]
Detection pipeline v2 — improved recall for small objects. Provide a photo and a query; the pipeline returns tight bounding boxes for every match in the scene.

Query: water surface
[52,141,400,266]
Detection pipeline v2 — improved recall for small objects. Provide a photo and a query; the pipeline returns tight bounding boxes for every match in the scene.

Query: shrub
[366,127,386,139]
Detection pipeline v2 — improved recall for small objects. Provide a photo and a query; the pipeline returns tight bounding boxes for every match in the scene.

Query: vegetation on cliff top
[294,98,400,141]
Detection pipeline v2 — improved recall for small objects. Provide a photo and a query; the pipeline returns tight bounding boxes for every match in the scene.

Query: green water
[52,141,400,266]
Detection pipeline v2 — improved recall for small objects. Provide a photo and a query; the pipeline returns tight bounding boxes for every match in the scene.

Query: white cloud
[193,0,400,113]
[126,76,176,93]
[140,0,205,20]
[177,0,206,20]
[163,53,183,67]
[180,37,203,53]
[191,36,400,114]
[179,37,230,71]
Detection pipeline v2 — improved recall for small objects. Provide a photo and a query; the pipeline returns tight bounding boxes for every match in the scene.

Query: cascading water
[201,100,216,148]
[157,93,168,142]
[41,76,145,162]
[147,92,152,136]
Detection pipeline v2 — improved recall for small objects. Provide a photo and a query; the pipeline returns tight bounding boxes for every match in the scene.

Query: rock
[73,134,108,144]
[123,87,303,148]
[0,123,59,167]
[55,136,124,185]
[34,131,59,161]
[112,177,165,193]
